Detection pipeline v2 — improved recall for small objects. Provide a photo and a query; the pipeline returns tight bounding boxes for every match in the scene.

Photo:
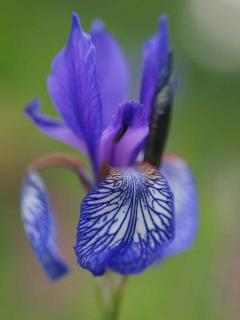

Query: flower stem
[96,273,127,320]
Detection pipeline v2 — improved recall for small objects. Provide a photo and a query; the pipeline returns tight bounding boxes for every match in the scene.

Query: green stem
[95,273,127,320]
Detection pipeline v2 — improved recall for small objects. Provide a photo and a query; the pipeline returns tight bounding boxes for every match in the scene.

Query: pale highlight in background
[180,0,240,72]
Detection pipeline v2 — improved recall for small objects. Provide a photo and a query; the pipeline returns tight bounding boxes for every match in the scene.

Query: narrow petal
[99,101,149,167]
[75,163,174,275]
[91,20,130,129]
[160,153,198,258]
[25,99,87,152]
[20,171,69,280]
[48,13,102,175]
[140,15,170,117]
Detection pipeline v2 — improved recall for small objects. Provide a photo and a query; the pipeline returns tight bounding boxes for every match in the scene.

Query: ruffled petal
[75,163,174,275]
[20,171,69,280]
[48,13,102,175]
[140,15,170,117]
[160,153,198,258]
[91,20,130,129]
[25,99,87,152]
[99,101,148,167]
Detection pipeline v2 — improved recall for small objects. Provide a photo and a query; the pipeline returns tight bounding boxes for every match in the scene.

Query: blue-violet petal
[160,154,198,259]
[91,20,130,129]
[140,15,170,117]
[75,163,174,275]
[48,12,102,176]
[25,99,87,152]
[21,171,69,280]
[99,101,148,167]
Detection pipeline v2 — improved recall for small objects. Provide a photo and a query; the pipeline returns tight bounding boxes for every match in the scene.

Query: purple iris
[20,12,198,280]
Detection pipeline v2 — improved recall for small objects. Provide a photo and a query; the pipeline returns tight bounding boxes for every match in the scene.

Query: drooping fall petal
[160,154,198,258]
[21,171,69,280]
[75,163,174,275]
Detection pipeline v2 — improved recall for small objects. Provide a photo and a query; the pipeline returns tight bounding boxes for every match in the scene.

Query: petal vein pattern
[48,13,102,176]
[75,164,174,275]
[21,171,69,280]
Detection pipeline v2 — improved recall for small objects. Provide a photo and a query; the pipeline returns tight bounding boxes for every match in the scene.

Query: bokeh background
[1,0,240,319]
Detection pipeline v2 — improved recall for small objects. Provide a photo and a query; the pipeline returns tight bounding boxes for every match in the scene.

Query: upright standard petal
[160,154,198,258]
[25,99,87,152]
[48,13,102,175]
[99,101,149,167]
[140,16,170,116]
[75,163,174,275]
[91,20,130,129]
[20,171,69,280]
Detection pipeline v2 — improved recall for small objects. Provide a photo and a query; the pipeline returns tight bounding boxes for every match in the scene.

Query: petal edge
[20,171,70,280]
[160,153,198,259]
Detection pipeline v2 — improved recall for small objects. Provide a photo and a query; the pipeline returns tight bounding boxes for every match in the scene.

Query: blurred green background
[1,0,240,319]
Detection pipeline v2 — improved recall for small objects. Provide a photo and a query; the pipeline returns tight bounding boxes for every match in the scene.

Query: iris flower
[20,12,198,281]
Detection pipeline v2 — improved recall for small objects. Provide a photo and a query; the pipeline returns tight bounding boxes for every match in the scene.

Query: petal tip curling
[24,98,40,117]
[158,14,168,29]
[71,12,81,28]
[41,252,70,281]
